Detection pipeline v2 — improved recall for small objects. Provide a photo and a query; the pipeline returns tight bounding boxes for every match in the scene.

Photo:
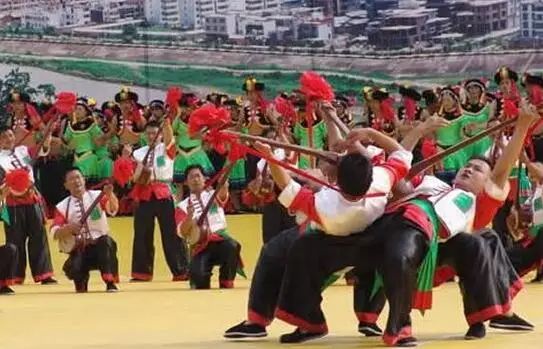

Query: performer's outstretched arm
[492,103,539,188]
[401,116,450,152]
[254,141,291,190]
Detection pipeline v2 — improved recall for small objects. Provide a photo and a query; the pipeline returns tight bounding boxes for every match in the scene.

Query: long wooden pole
[406,117,517,179]
[222,130,339,164]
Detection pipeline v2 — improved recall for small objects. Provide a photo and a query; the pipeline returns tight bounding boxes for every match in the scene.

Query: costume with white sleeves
[176,190,244,289]
[51,190,119,286]
[130,141,189,281]
[238,149,412,335]
[0,145,54,284]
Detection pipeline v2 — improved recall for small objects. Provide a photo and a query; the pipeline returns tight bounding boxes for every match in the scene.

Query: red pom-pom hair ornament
[54,92,77,114]
[5,168,32,194]
[165,87,183,107]
[273,95,297,126]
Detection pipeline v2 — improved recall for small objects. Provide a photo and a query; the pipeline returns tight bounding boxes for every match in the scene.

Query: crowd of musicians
[1,65,543,346]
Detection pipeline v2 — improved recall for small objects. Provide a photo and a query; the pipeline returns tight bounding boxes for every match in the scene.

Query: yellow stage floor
[1,215,542,349]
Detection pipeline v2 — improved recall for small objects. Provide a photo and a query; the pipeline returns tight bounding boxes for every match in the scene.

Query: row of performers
[9,67,543,211]
[1,88,543,347]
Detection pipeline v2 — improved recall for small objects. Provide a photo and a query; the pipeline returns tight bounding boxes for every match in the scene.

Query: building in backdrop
[521,0,543,38]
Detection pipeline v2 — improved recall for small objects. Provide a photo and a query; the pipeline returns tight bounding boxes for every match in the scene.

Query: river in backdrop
[0,63,165,103]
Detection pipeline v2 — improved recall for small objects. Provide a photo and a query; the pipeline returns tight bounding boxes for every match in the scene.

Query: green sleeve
[90,123,104,138]
[63,125,73,143]
[293,123,302,143]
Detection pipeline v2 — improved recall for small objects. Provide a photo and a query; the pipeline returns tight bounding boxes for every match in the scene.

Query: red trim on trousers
[33,272,54,282]
[433,266,456,287]
[356,312,379,324]
[247,309,272,327]
[172,274,189,281]
[131,272,153,281]
[101,273,120,283]
[465,279,523,325]
[412,290,433,310]
[219,280,234,288]
[274,308,328,334]
[13,277,24,285]
[0,278,16,287]
[383,326,412,346]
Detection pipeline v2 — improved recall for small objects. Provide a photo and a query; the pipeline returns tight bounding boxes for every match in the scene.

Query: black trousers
[4,203,54,283]
[352,269,387,324]
[437,230,522,326]
[261,201,297,244]
[131,198,189,280]
[492,199,515,248]
[506,230,543,277]
[190,239,240,289]
[0,243,18,287]
[275,231,384,334]
[247,227,300,326]
[63,235,119,284]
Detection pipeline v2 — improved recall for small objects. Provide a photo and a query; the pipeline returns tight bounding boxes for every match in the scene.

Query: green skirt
[228,159,247,190]
[73,152,99,180]
[174,147,215,182]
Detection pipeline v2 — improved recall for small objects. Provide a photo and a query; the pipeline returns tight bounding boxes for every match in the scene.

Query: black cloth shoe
[224,321,267,339]
[530,275,543,283]
[489,314,534,331]
[396,336,418,347]
[41,277,58,285]
[279,328,326,343]
[75,281,88,293]
[358,322,383,337]
[106,283,119,292]
[129,278,149,283]
[465,323,486,340]
[0,286,15,295]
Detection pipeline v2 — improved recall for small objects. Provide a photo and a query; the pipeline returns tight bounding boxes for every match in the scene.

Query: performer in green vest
[63,98,115,185]
[172,93,214,199]
[461,78,493,159]
[292,99,327,169]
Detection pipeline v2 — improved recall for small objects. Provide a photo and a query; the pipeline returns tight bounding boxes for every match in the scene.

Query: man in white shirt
[51,168,120,292]
[224,126,412,341]
[176,165,243,289]
[130,120,189,282]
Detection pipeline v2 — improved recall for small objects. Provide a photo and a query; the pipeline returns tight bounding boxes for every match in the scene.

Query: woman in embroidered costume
[114,87,146,146]
[461,78,494,159]
[332,94,355,129]
[63,98,114,185]
[7,90,43,148]
[241,77,277,179]
[363,87,397,138]
[172,93,215,199]
[397,85,425,162]
[292,98,327,169]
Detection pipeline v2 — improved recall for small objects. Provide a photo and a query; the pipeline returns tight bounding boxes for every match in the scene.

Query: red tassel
[5,168,32,193]
[113,157,135,187]
[403,98,417,121]
[274,96,296,126]
[188,104,231,136]
[503,99,519,118]
[165,87,182,107]
[54,92,77,114]
[529,85,543,107]
[421,138,438,158]
[381,98,396,121]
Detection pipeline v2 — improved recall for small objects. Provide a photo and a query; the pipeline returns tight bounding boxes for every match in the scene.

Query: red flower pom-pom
[54,92,77,114]
[299,71,334,102]
[188,104,231,136]
[5,168,31,193]
[165,87,183,107]
[113,157,135,187]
